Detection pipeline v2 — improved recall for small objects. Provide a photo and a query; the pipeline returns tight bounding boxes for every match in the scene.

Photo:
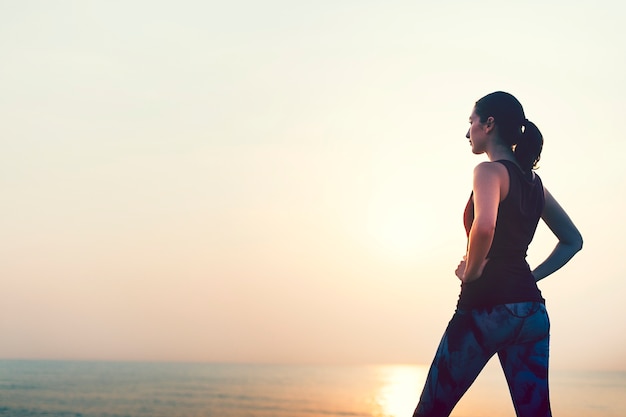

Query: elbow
[572,229,583,253]
[574,234,583,252]
[565,232,583,253]
[471,224,495,239]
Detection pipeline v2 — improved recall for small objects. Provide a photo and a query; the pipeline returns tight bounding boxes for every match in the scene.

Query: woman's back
[458,159,545,310]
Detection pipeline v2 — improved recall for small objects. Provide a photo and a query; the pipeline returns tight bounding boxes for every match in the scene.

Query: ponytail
[515,119,543,172]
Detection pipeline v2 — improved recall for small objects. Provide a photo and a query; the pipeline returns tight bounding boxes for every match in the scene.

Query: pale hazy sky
[1,1,625,370]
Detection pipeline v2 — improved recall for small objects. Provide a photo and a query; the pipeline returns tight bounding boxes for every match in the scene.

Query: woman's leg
[413,310,493,417]
[497,303,552,417]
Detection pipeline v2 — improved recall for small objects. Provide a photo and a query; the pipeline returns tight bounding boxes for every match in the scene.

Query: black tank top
[457,160,545,310]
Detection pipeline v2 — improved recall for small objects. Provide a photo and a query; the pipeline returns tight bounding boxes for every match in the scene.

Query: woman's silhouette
[413,91,583,417]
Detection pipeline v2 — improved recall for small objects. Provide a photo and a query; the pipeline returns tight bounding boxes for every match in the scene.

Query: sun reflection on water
[374,365,427,417]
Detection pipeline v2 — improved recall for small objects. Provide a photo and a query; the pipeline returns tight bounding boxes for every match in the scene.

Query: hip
[452,301,550,349]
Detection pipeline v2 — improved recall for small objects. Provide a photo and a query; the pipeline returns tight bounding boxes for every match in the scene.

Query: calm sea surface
[0,360,623,417]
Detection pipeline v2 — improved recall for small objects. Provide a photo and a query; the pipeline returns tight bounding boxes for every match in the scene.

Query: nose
[466,129,470,139]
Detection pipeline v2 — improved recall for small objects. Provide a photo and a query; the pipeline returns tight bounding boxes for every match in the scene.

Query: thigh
[498,331,551,417]
[414,310,492,417]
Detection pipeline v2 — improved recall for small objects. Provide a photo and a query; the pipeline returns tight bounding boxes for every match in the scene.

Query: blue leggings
[413,302,551,417]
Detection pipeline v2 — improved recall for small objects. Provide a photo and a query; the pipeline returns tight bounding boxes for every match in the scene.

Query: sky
[1,0,625,371]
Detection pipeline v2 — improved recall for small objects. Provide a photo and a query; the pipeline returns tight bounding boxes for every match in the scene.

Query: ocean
[0,360,623,417]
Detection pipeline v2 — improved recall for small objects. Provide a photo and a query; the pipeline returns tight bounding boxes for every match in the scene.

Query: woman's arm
[460,162,504,283]
[531,187,583,281]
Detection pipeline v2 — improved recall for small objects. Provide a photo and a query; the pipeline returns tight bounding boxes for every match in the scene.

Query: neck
[485,142,515,162]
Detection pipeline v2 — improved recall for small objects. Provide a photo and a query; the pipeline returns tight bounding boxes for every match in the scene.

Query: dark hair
[474,91,543,172]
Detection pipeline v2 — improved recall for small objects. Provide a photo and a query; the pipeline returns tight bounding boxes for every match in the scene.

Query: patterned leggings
[413,302,551,417]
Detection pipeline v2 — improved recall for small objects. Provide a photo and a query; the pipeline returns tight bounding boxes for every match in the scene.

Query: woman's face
[466,108,489,154]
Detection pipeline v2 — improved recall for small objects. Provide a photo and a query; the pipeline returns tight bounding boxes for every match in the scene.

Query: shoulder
[472,162,510,201]
[473,161,508,181]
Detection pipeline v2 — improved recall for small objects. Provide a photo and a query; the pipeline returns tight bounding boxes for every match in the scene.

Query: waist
[457,261,543,310]
[486,243,528,258]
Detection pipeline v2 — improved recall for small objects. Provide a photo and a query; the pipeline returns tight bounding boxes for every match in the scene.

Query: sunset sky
[1,1,624,370]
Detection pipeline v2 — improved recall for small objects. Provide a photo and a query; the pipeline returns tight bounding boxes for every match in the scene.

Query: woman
[412,91,583,417]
